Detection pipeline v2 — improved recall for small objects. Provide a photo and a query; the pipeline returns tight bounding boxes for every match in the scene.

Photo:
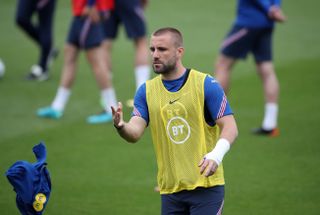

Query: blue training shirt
[235,0,282,28]
[6,142,51,215]
[132,69,233,126]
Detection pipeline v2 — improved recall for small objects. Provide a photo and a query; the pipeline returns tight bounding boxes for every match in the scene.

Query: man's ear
[177,47,185,57]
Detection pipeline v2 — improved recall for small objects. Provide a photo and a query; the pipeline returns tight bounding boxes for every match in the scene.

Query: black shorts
[67,16,105,50]
[221,25,273,62]
[161,186,224,215]
[103,0,146,39]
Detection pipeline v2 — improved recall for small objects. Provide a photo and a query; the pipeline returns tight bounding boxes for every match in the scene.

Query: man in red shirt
[37,0,118,124]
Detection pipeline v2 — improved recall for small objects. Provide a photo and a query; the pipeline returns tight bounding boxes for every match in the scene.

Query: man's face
[149,33,180,75]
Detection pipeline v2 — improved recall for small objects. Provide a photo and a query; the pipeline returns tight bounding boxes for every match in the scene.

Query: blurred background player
[37,0,117,124]
[0,58,5,79]
[102,0,150,107]
[15,0,58,81]
[214,0,286,136]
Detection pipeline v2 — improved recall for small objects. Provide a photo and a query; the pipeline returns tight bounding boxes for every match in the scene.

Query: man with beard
[111,27,238,214]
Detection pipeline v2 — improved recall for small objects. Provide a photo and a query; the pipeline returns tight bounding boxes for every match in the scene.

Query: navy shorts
[67,16,105,50]
[221,25,273,62]
[103,0,146,39]
[161,186,224,215]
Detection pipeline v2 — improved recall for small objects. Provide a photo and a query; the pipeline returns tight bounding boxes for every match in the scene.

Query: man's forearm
[114,116,147,143]
[115,123,140,143]
[218,116,238,145]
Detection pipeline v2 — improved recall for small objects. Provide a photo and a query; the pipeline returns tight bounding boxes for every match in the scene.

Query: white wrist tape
[205,138,230,166]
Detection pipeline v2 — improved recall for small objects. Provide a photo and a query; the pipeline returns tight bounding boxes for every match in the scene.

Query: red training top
[72,0,114,16]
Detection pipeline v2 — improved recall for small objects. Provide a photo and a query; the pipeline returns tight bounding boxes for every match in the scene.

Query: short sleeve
[132,83,149,124]
[204,75,233,122]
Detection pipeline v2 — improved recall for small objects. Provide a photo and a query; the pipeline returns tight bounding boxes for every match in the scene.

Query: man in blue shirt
[112,27,238,214]
[214,0,286,136]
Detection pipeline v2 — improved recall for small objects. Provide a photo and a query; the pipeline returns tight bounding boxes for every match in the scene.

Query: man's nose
[152,49,160,58]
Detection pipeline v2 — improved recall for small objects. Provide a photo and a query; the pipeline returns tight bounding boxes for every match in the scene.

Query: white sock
[51,87,71,112]
[262,103,278,130]
[101,88,117,113]
[135,65,150,90]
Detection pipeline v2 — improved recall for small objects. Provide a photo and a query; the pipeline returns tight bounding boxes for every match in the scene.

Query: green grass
[1,1,320,214]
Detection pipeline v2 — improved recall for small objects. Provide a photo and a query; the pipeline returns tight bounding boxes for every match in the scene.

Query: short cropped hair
[152,27,183,48]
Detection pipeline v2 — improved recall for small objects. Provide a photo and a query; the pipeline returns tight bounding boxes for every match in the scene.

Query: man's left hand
[198,158,219,177]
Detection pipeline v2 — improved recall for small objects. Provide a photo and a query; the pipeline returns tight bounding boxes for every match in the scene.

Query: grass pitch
[1,1,320,214]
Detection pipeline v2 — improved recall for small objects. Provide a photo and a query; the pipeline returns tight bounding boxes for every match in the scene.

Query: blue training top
[235,0,282,28]
[6,142,51,215]
[132,69,233,126]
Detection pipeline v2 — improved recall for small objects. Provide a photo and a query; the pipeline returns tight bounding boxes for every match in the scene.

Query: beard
[152,58,177,75]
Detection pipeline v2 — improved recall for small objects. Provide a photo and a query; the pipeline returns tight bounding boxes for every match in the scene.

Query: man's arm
[216,114,238,145]
[111,102,147,143]
[140,0,149,9]
[268,5,286,22]
[253,0,286,22]
[199,115,238,177]
[82,0,100,23]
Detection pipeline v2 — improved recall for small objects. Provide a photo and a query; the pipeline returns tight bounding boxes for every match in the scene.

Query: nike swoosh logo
[169,98,180,104]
